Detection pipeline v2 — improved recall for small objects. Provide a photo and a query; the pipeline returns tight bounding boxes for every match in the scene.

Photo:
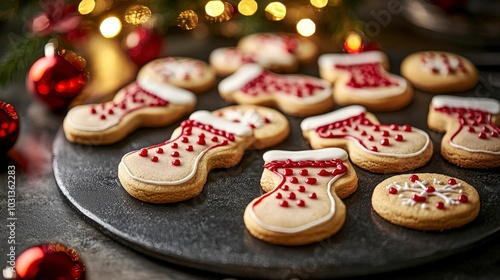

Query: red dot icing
[139,149,148,157]
[91,107,96,114]
[426,186,435,193]
[309,192,317,199]
[287,192,296,199]
[181,137,189,143]
[280,200,289,207]
[394,134,403,141]
[297,186,305,192]
[197,137,206,145]
[171,151,179,157]
[296,200,305,207]
[305,178,317,185]
[299,169,308,176]
[388,187,398,194]
[381,130,389,137]
[380,139,389,146]
[281,185,289,191]
[100,114,106,120]
[458,194,468,203]
[478,132,487,139]
[211,136,218,142]
[171,143,178,148]
[172,159,181,166]
[156,148,164,154]
[151,156,158,162]
[289,177,298,184]
[436,201,445,209]
[448,178,457,185]
[403,125,412,132]
[317,169,330,176]
[410,174,419,183]
[390,124,399,131]
[412,194,426,202]
[283,168,293,176]
[336,62,399,88]
[186,145,193,152]
[276,193,282,199]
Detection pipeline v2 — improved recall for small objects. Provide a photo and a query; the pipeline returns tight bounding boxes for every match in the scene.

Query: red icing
[335,62,398,88]
[283,168,293,176]
[299,169,308,176]
[381,130,389,137]
[305,178,317,185]
[403,125,412,132]
[288,192,296,199]
[394,134,403,141]
[281,185,289,191]
[211,136,218,142]
[412,194,426,202]
[436,201,445,209]
[280,200,289,207]
[197,137,206,145]
[151,156,158,162]
[139,149,148,157]
[297,185,305,192]
[317,169,330,176]
[309,192,317,199]
[448,178,457,185]
[186,145,193,151]
[181,137,189,143]
[458,194,468,203]
[410,174,419,183]
[276,193,282,199]
[296,200,305,207]
[289,177,298,183]
[156,148,163,154]
[390,124,399,131]
[171,143,178,148]
[426,186,435,193]
[380,139,390,146]
[421,52,467,75]
[171,151,179,157]
[388,187,398,194]
[172,159,181,166]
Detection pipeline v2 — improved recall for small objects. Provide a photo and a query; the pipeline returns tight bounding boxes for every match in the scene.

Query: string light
[310,0,328,8]
[78,0,95,15]
[177,10,198,30]
[296,18,315,37]
[124,5,152,25]
[238,0,258,16]
[100,16,122,38]
[205,0,225,17]
[344,33,363,53]
[265,2,286,21]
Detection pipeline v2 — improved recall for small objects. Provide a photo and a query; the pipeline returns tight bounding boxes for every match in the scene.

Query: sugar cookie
[244,148,358,245]
[427,95,500,168]
[372,173,480,230]
[301,105,432,173]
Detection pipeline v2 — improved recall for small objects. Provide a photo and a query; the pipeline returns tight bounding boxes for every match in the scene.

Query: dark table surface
[1,4,500,279]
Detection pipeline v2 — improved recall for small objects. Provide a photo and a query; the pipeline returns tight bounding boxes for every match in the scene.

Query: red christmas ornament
[0,102,20,155]
[26,43,89,111]
[15,243,86,280]
[124,27,164,67]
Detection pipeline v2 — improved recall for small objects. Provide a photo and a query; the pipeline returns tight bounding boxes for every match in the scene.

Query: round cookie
[400,51,478,93]
[137,56,216,94]
[372,173,480,231]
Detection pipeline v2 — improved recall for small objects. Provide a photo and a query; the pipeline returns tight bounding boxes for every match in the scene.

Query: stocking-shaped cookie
[209,47,297,76]
[137,56,216,93]
[118,106,289,203]
[301,105,432,173]
[218,64,333,117]
[428,95,500,168]
[318,51,412,112]
[63,76,196,145]
[243,148,358,246]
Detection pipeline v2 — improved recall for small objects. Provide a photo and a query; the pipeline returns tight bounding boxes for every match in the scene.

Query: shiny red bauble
[26,52,88,111]
[0,101,20,155]
[124,27,164,67]
[15,243,86,280]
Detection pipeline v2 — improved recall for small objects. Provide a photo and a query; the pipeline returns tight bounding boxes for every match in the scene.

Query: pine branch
[0,34,47,88]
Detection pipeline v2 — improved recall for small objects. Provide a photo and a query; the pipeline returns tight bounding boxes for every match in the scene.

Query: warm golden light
[100,16,122,38]
[124,5,152,25]
[238,0,258,16]
[205,0,225,17]
[296,18,316,37]
[344,33,363,53]
[310,0,328,8]
[177,10,199,30]
[78,0,95,15]
[265,2,287,21]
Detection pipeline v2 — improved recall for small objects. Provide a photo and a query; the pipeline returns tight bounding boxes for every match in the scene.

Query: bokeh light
[238,0,258,16]
[344,33,363,53]
[100,16,122,38]
[205,0,225,17]
[265,2,286,21]
[177,10,199,30]
[78,0,95,15]
[296,18,316,37]
[124,5,152,25]
[310,0,328,8]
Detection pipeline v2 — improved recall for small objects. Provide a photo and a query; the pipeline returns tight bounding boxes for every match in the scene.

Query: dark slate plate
[53,82,500,279]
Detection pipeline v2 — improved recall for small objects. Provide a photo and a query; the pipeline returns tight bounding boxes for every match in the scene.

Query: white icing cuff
[137,75,196,105]
[432,95,500,114]
[263,148,348,162]
[300,105,366,131]
[318,51,386,68]
[189,111,253,136]
[218,64,264,94]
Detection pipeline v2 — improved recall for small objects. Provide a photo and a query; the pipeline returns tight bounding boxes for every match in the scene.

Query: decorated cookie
[137,56,216,94]
[209,47,297,76]
[318,51,413,112]
[118,106,289,203]
[243,148,358,245]
[301,105,433,173]
[218,64,333,117]
[372,173,480,230]
[401,51,478,93]
[427,95,500,168]
[237,32,318,65]
[63,76,196,145]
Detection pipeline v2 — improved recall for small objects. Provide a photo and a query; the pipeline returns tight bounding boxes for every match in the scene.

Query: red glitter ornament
[124,27,164,67]
[26,43,88,110]
[0,102,20,155]
[15,243,86,280]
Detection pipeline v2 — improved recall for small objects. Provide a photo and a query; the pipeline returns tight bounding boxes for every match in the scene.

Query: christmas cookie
[118,106,289,203]
[218,64,333,117]
[401,51,478,93]
[209,47,297,76]
[318,51,413,112]
[237,32,318,65]
[301,105,432,173]
[372,173,480,230]
[137,56,216,94]
[427,95,500,168]
[63,76,196,145]
[243,148,358,245]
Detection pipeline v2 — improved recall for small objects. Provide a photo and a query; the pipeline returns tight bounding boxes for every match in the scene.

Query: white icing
[66,105,119,131]
[420,52,465,76]
[300,105,366,131]
[137,75,196,105]
[209,47,295,72]
[189,111,253,136]
[221,109,270,128]
[388,178,464,208]
[449,141,500,155]
[263,148,349,162]
[318,51,387,69]
[432,95,500,114]
[218,64,263,94]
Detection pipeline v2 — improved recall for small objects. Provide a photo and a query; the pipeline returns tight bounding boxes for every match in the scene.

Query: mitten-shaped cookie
[401,51,478,93]
[372,173,480,230]
[63,76,196,145]
[218,64,333,117]
[118,106,289,203]
[301,105,432,173]
[428,95,500,168]
[137,56,216,93]
[244,148,358,245]
[318,51,412,112]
